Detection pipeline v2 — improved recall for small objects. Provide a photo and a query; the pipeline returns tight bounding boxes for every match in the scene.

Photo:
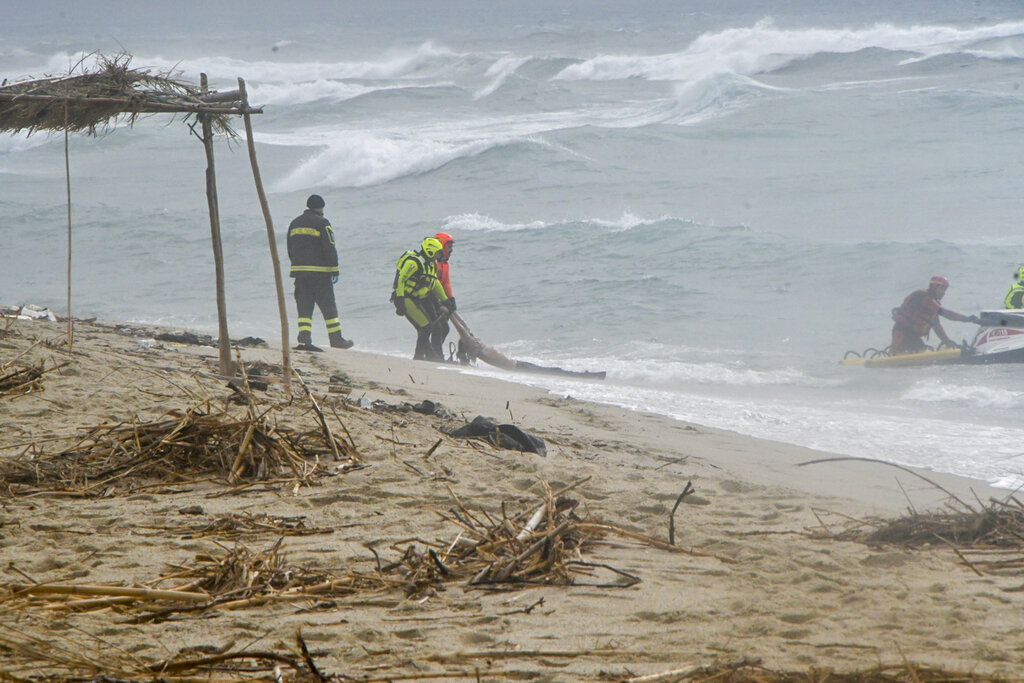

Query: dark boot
[294,330,322,352]
[329,332,353,349]
[413,329,433,360]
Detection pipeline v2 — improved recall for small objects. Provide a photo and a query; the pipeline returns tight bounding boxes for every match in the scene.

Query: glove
[442,297,456,312]
[331,275,339,285]
[968,315,982,325]
[394,296,406,317]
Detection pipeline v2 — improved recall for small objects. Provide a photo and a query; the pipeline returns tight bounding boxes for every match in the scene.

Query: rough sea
[4,1,1024,489]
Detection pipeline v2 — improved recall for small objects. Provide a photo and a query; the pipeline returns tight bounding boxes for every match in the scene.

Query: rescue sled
[840,348,963,367]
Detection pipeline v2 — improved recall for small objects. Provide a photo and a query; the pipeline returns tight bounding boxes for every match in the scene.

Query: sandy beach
[2,315,1022,681]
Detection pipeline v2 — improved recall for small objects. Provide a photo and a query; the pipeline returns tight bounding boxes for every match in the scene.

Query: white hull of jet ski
[964,310,1024,364]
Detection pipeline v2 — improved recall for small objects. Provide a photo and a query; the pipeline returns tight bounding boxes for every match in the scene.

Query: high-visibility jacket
[1005,283,1024,309]
[393,250,448,302]
[287,209,339,277]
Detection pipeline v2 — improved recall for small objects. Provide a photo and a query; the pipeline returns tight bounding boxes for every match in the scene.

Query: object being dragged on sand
[448,312,606,380]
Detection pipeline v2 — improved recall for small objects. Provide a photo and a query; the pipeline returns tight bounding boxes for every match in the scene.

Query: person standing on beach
[391,237,453,361]
[431,232,456,359]
[1004,266,1024,309]
[287,194,353,352]
[889,275,979,354]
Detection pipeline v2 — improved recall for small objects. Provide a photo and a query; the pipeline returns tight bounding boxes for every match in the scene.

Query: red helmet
[929,275,949,289]
[434,231,454,258]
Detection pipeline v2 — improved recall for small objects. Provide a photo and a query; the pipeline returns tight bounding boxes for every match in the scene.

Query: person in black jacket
[287,194,353,351]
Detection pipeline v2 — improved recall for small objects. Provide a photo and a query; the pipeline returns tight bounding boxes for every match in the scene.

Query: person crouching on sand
[391,237,455,361]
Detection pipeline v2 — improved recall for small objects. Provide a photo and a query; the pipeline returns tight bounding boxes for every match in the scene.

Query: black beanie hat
[306,194,325,209]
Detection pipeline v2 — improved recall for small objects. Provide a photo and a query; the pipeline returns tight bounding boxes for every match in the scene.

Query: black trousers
[294,274,341,344]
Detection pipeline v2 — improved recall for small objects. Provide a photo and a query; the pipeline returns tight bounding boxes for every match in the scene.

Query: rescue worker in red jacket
[431,232,455,359]
[392,237,454,361]
[287,194,353,351]
[889,275,980,354]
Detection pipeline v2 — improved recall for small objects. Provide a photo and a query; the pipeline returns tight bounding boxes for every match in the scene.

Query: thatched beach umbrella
[0,53,291,386]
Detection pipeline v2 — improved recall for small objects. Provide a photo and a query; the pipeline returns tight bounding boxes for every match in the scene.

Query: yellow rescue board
[840,348,963,367]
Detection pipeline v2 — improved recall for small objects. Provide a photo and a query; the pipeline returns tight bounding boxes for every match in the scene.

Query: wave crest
[554,18,1024,83]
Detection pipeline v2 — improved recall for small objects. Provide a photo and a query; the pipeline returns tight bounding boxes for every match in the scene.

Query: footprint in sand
[460,631,495,645]
[393,628,426,641]
[778,612,816,625]
[859,551,909,568]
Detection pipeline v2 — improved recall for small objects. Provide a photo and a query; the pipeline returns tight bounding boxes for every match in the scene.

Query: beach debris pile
[385,479,644,597]
[840,496,1024,576]
[0,363,45,397]
[3,539,390,619]
[168,511,340,540]
[145,538,385,615]
[0,334,67,397]
[0,399,358,496]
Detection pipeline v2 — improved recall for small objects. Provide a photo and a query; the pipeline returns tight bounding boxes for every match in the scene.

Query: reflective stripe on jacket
[287,209,339,277]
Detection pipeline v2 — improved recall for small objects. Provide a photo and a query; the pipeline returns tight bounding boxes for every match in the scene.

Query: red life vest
[893,289,940,335]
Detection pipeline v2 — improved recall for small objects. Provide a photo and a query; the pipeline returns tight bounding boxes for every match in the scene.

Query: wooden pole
[200,73,234,377]
[238,77,291,390]
[63,93,73,351]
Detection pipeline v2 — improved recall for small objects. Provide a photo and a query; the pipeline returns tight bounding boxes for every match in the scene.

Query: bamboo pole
[238,77,291,390]
[200,73,233,377]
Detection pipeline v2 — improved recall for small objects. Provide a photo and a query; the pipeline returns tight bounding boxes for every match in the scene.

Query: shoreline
[2,316,1021,678]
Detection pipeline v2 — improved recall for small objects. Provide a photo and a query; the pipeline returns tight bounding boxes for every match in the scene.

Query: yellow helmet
[421,237,444,259]
[1016,266,1024,281]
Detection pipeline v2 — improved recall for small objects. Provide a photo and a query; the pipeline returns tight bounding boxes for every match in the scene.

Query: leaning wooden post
[238,77,292,390]
[200,72,233,377]
[63,91,73,352]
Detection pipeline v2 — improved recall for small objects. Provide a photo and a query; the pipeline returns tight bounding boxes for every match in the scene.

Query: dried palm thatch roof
[0,52,248,136]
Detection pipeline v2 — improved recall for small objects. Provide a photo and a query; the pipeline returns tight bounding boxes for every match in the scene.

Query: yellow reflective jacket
[393,250,448,301]
[1005,283,1024,309]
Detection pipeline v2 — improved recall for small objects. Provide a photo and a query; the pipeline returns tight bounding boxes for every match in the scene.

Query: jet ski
[841,309,1024,367]
[961,310,1024,364]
